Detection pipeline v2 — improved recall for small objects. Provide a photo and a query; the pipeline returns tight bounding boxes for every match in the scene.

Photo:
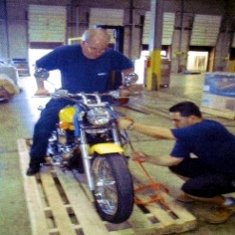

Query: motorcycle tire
[91,154,134,223]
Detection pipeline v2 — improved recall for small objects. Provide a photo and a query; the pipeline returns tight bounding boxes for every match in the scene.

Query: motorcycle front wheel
[91,154,134,223]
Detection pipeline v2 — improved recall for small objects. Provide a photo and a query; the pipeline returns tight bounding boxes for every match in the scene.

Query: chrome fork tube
[80,129,94,190]
[111,123,120,146]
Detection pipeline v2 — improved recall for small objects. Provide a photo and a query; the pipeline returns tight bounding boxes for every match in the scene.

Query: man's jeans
[29,99,73,165]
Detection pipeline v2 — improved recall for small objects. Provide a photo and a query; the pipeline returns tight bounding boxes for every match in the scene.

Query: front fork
[79,129,94,190]
[73,107,94,190]
[74,107,122,191]
[79,125,122,191]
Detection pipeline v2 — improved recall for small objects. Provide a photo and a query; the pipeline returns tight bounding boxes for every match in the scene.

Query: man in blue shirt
[27,28,134,176]
[119,101,235,224]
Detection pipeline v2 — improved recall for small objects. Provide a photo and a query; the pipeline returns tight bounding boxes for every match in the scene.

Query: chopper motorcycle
[44,74,138,223]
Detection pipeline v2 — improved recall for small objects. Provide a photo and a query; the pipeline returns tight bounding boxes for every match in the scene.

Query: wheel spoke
[92,158,118,215]
[91,154,134,223]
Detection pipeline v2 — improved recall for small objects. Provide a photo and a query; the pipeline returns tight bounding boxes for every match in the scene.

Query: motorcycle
[45,73,138,223]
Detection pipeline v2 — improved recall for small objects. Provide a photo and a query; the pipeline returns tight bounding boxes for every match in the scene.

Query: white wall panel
[143,12,175,45]
[89,8,124,27]
[89,8,124,43]
[28,5,66,43]
[9,23,27,57]
[190,14,221,46]
[162,13,175,45]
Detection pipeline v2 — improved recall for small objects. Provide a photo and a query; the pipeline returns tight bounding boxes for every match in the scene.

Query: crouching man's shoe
[26,164,40,176]
[176,193,195,203]
[205,203,235,224]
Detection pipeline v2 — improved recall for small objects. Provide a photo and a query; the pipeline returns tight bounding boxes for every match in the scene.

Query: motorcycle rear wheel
[91,154,134,223]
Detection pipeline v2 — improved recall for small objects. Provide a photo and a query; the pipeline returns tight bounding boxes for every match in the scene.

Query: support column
[0,0,10,59]
[146,0,163,90]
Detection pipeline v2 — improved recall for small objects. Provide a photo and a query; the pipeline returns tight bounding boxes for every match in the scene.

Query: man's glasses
[85,42,107,54]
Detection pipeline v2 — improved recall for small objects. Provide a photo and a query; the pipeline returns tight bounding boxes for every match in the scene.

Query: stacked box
[160,58,171,87]
[201,72,235,112]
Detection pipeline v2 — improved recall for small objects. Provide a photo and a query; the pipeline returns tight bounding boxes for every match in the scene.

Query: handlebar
[51,89,118,106]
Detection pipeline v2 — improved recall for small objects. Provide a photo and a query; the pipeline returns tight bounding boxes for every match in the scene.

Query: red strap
[133,156,169,206]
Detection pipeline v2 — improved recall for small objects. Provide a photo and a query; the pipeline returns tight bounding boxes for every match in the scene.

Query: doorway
[187,51,208,73]
[186,46,214,73]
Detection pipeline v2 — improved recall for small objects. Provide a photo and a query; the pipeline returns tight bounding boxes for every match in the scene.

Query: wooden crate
[17,139,197,235]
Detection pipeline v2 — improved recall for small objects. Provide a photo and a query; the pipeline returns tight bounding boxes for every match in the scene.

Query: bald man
[27,28,134,176]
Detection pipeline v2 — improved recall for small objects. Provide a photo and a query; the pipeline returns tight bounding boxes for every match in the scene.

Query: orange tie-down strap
[132,157,170,209]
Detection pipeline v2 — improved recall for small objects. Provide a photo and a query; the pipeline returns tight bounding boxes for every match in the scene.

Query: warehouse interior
[0,0,235,234]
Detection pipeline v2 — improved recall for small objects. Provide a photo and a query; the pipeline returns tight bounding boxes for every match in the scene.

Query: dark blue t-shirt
[171,119,235,174]
[36,44,133,93]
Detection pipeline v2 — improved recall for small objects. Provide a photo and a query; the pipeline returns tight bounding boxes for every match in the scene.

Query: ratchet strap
[133,156,170,208]
[124,128,170,208]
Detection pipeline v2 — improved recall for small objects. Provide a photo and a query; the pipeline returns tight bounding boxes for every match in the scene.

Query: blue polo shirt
[171,119,235,175]
[36,44,133,93]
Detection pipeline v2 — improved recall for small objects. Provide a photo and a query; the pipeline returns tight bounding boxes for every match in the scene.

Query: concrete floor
[0,73,234,235]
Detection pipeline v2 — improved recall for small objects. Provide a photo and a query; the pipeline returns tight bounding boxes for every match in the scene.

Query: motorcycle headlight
[87,107,111,126]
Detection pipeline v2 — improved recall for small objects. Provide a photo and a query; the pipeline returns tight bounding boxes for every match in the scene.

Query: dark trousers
[169,158,235,197]
[29,99,73,166]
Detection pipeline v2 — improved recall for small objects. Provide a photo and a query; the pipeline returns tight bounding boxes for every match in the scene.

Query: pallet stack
[18,139,197,235]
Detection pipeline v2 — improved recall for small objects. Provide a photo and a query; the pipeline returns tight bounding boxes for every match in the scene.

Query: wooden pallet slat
[132,178,197,235]
[18,139,49,235]
[40,172,77,235]
[17,139,197,235]
[55,168,112,235]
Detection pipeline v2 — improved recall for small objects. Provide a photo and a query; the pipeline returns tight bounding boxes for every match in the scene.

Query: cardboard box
[202,92,235,112]
[203,72,235,97]
[201,72,235,113]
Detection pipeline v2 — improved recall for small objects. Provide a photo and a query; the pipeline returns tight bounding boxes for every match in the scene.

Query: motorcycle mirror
[34,68,49,80]
[122,73,138,87]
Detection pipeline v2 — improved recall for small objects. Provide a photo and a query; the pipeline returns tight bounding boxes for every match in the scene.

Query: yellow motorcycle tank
[59,106,76,130]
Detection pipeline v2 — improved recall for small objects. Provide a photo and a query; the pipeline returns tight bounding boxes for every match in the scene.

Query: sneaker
[26,165,40,176]
[176,193,194,203]
[204,205,235,224]
[223,197,235,216]
[67,154,84,173]
[223,196,235,207]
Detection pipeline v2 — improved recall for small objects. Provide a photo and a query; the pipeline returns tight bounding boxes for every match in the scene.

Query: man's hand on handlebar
[119,86,131,98]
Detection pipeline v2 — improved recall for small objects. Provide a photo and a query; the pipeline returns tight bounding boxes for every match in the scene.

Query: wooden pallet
[17,139,197,235]
[201,106,235,120]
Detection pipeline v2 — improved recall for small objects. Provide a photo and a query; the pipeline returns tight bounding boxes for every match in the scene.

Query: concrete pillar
[171,12,192,73]
[124,8,142,59]
[213,0,235,71]
[0,22,9,60]
[6,1,28,60]
[71,6,89,37]
[130,9,142,59]
[214,32,230,71]
[145,0,163,90]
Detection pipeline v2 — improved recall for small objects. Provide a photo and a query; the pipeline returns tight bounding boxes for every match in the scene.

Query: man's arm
[119,68,135,97]
[133,151,183,167]
[34,48,61,96]
[133,122,174,139]
[119,68,140,97]
[119,118,175,140]
[34,67,50,96]
[121,68,135,76]
[34,78,48,95]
